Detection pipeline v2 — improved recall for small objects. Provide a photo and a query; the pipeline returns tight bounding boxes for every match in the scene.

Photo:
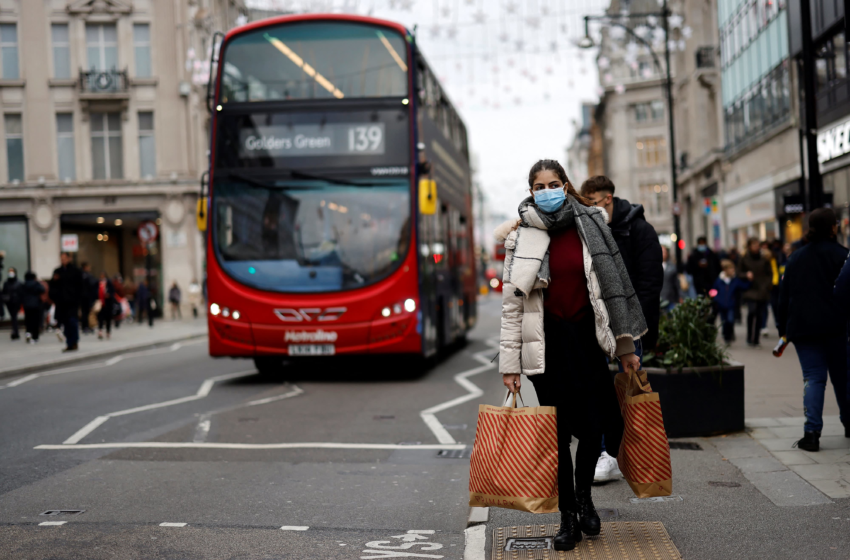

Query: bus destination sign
[240,123,385,158]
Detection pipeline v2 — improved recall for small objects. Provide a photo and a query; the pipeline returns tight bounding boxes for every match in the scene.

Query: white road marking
[407,531,435,534]
[246,385,304,406]
[420,339,498,444]
[363,530,444,559]
[36,442,466,450]
[159,522,187,527]
[38,521,67,526]
[0,337,206,389]
[59,370,256,444]
[193,415,212,443]
[280,526,309,531]
[63,415,110,445]
[463,525,485,560]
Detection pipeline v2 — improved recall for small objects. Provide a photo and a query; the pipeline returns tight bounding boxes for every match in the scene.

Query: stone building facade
[0,0,247,314]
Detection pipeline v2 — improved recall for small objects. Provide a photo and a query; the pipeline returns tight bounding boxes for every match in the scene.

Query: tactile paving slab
[492,522,682,560]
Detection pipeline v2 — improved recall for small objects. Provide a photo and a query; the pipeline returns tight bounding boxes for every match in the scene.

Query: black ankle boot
[554,510,582,551]
[844,424,850,438]
[575,487,601,536]
[793,431,820,452]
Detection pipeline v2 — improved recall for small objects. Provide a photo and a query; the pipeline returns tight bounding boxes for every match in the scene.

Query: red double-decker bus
[203,14,476,373]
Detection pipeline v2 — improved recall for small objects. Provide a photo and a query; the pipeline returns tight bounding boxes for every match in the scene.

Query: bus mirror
[197,197,208,231]
[419,179,437,215]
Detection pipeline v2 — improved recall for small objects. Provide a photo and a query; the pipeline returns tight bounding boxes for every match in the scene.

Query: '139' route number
[348,126,383,152]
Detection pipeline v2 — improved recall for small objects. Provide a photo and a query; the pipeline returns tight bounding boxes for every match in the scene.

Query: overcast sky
[245,0,610,224]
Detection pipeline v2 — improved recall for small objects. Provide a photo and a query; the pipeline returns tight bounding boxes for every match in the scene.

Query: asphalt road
[0,298,510,560]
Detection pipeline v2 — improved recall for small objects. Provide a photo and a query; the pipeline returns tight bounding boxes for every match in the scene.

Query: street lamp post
[582,0,683,269]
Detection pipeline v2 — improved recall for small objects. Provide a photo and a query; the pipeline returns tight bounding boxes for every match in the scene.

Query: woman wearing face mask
[494,159,646,551]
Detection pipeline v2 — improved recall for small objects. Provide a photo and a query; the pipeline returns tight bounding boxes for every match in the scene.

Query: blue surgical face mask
[533,188,566,213]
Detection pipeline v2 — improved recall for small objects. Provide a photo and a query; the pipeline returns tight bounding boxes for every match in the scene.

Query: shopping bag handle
[504,389,525,408]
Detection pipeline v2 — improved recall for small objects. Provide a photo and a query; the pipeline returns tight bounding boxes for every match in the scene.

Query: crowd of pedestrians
[0,251,200,352]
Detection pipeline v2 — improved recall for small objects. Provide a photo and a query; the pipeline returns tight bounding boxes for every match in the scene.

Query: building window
[0,24,18,80]
[138,112,156,178]
[86,24,117,71]
[91,112,122,179]
[636,137,667,168]
[56,114,75,182]
[633,100,665,123]
[51,24,71,79]
[5,114,22,182]
[639,183,670,216]
[724,62,791,152]
[133,23,151,78]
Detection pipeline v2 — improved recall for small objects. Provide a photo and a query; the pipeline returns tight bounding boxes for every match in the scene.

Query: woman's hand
[503,374,522,392]
[620,353,640,373]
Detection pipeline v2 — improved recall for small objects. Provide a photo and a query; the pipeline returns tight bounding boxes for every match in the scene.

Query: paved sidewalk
[0,318,208,380]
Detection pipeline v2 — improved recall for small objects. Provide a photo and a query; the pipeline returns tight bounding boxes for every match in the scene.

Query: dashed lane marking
[60,370,256,444]
[0,337,206,390]
[36,442,465,450]
[420,338,498,445]
[159,522,188,527]
[281,526,309,531]
[38,521,67,526]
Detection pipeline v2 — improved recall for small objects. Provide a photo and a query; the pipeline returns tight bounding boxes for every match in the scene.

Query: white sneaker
[56,330,65,343]
[593,452,623,483]
[25,332,31,343]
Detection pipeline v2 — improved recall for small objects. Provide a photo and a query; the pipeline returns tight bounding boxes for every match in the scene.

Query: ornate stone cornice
[66,0,133,16]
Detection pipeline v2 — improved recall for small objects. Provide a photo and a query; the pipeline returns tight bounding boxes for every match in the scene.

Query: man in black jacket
[779,208,849,452]
[49,252,83,352]
[686,236,721,296]
[581,175,663,482]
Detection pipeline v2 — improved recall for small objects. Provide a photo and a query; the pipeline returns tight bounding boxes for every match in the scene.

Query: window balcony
[79,68,129,97]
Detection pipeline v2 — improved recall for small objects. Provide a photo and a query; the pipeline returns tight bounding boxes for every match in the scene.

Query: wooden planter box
[643,361,745,438]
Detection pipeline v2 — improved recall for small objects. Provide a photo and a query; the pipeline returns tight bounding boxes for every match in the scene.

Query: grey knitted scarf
[518,194,647,342]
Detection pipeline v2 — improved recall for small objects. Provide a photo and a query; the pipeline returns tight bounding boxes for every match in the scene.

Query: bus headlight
[210,303,221,316]
[232,310,241,320]
[490,278,500,288]
[381,307,391,317]
[404,299,416,313]
[222,308,230,318]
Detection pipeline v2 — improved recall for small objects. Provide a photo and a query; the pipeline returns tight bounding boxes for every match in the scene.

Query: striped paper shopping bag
[468,392,560,514]
[614,370,673,498]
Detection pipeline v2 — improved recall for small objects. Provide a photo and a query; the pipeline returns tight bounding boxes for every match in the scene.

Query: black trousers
[746,300,768,345]
[24,308,40,340]
[532,313,610,513]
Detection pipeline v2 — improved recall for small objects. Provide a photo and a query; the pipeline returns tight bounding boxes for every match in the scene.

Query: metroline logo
[284,330,338,342]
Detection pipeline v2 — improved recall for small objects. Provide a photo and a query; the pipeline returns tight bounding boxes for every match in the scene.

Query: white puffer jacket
[495,218,621,376]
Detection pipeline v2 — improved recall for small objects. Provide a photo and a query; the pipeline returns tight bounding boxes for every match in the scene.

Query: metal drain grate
[493,522,682,559]
[40,510,85,516]
[708,481,741,488]
[437,448,469,459]
[668,441,702,450]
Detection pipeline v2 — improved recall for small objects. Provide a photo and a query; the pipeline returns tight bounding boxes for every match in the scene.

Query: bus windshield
[220,21,409,102]
[213,177,411,293]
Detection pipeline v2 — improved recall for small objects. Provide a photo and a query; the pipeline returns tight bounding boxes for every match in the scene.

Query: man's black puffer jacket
[609,197,664,351]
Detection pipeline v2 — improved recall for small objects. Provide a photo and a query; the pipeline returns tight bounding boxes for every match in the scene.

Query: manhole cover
[492,522,682,559]
[40,510,85,516]
[437,448,469,459]
[506,537,553,551]
[708,481,741,488]
[668,441,702,450]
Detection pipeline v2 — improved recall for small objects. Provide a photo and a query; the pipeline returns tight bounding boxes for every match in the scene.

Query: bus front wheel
[254,356,282,376]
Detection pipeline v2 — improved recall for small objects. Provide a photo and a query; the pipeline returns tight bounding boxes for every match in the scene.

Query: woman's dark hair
[527,159,592,206]
[807,207,838,242]
[24,271,35,281]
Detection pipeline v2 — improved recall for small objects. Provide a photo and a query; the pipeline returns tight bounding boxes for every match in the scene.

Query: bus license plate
[288,344,335,356]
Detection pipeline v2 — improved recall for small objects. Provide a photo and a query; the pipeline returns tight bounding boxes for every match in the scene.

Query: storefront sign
[60,234,78,252]
[818,116,850,164]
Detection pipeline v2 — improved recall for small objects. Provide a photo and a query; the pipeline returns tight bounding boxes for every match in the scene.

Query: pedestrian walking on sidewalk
[738,238,773,347]
[580,175,663,483]
[48,252,82,352]
[660,246,681,312]
[168,281,182,320]
[686,236,721,297]
[96,272,116,340]
[79,263,97,334]
[778,208,849,452]
[136,280,154,327]
[2,266,22,339]
[711,260,750,344]
[22,271,44,343]
[497,160,646,552]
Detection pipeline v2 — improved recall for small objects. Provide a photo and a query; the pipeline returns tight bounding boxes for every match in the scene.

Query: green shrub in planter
[645,296,728,370]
